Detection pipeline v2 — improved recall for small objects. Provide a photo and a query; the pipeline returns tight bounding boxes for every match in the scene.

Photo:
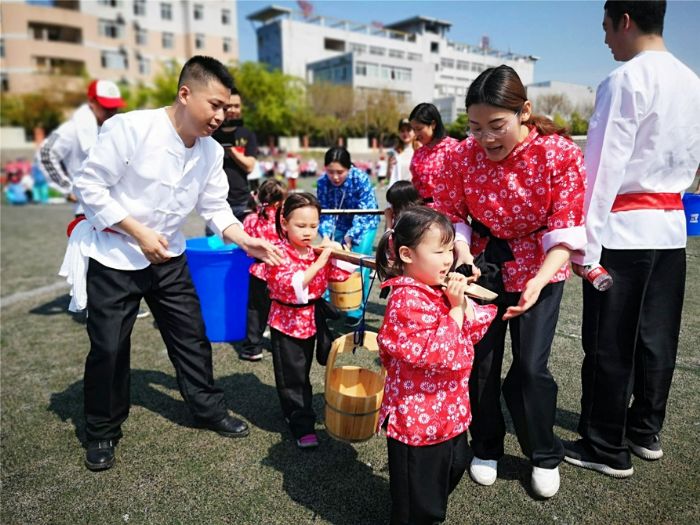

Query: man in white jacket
[564,0,700,478]
[73,56,283,472]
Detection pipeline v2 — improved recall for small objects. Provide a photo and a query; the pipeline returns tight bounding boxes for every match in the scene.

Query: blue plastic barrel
[185,236,254,342]
[683,193,700,237]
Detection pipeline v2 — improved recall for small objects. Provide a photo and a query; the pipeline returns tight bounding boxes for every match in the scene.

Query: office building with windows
[248,6,537,122]
[0,0,238,94]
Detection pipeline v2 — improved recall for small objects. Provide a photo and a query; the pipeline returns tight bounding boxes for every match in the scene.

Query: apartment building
[248,5,537,122]
[0,0,239,95]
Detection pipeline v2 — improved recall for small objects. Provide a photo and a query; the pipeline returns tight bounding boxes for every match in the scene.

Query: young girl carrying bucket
[374,206,496,524]
[239,179,286,361]
[265,192,353,448]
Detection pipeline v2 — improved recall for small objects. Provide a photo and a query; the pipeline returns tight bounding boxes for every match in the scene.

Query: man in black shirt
[211,88,258,221]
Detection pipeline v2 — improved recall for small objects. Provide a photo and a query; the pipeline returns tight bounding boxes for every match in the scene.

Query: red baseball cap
[87,80,126,109]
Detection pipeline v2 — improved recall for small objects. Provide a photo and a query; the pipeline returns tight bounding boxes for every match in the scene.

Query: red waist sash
[66,214,118,237]
[611,192,683,212]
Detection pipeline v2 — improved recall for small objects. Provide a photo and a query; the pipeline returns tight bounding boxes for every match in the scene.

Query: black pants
[83,256,228,442]
[240,275,271,355]
[387,433,469,525]
[469,281,565,469]
[578,248,685,469]
[270,328,316,438]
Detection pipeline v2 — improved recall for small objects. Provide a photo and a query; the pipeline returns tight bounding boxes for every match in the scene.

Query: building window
[30,23,82,44]
[135,28,148,46]
[369,46,385,56]
[98,0,120,7]
[195,34,205,50]
[160,3,172,21]
[98,19,122,39]
[138,56,150,75]
[349,43,366,54]
[1,73,8,92]
[430,42,439,53]
[324,38,345,52]
[380,65,411,82]
[162,32,174,49]
[0,38,4,58]
[456,60,470,71]
[388,49,404,59]
[134,0,146,16]
[223,37,231,53]
[221,9,231,25]
[193,4,203,20]
[33,56,84,75]
[101,50,128,70]
[356,61,381,78]
[407,52,422,61]
[440,58,454,69]
[471,62,483,72]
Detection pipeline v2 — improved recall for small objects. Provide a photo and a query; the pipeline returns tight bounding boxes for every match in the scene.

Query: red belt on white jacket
[611,192,683,212]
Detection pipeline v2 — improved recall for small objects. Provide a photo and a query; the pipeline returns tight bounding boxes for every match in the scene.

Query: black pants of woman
[468,281,565,469]
[270,328,317,439]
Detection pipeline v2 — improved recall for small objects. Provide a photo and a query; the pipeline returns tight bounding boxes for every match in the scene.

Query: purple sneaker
[296,433,319,449]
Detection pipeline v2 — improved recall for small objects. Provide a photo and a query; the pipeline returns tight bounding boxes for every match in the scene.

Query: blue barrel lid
[186,236,240,252]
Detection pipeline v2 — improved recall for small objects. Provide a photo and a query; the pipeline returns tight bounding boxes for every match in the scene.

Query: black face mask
[222,118,243,128]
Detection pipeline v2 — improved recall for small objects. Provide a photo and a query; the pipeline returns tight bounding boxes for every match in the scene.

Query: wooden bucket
[324,332,386,443]
[328,272,362,311]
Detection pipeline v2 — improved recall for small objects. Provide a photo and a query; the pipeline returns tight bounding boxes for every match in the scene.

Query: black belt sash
[467,219,546,300]
[272,297,340,366]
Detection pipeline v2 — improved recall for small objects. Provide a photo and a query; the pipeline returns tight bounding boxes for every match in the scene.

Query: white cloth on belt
[58,219,95,312]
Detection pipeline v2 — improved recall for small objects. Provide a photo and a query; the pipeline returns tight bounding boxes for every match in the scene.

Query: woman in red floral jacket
[375,206,496,525]
[239,179,286,361]
[409,103,459,204]
[433,65,586,499]
[264,192,353,449]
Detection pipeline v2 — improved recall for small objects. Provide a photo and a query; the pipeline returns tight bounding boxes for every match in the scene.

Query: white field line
[1,281,68,309]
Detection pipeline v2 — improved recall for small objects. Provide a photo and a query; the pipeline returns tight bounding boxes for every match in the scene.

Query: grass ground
[1,177,699,524]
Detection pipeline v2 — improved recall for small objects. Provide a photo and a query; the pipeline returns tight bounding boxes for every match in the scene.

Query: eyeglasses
[468,111,521,140]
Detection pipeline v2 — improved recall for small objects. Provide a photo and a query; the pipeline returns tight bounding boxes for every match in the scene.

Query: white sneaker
[531,466,560,498]
[469,457,498,486]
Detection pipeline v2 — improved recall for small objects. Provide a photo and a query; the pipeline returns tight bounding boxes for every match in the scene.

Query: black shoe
[85,439,116,471]
[238,350,264,362]
[202,415,249,438]
[563,439,633,478]
[627,434,663,460]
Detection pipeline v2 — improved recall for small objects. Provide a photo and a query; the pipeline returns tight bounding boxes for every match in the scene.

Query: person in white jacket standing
[564,0,700,479]
[37,79,125,213]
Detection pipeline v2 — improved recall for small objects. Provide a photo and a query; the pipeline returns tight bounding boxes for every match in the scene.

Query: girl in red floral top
[433,65,586,499]
[375,206,496,525]
[239,179,286,361]
[264,192,352,449]
[409,103,459,204]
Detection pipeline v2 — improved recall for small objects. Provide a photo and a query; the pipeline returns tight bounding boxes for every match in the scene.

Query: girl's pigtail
[375,228,395,282]
[275,204,285,240]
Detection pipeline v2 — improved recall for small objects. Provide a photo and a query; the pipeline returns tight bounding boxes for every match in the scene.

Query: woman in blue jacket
[317,147,380,326]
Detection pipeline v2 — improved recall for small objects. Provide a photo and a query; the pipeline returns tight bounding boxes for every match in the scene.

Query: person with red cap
[36,79,125,213]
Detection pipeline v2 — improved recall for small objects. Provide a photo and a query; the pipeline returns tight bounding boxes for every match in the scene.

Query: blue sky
[236,0,700,87]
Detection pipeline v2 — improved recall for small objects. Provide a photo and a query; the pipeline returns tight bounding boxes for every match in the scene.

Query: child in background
[375,206,496,524]
[384,180,424,231]
[239,179,286,361]
[265,192,352,448]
